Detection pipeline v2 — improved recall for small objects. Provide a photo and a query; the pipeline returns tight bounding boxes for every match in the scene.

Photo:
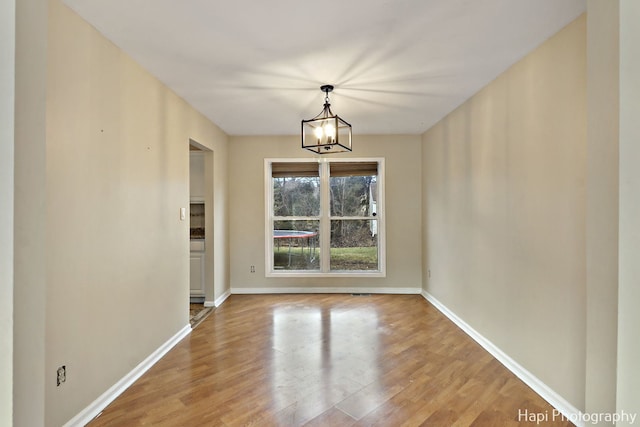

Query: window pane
[273,176,320,217]
[273,220,320,271]
[330,175,377,217]
[330,219,378,271]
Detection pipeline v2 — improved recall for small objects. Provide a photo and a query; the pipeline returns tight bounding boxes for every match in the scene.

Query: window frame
[265,158,386,278]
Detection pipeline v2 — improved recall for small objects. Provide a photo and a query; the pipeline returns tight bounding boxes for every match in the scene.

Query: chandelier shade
[301,85,352,154]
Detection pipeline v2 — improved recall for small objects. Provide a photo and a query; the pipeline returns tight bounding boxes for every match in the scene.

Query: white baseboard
[213,289,231,307]
[204,289,231,308]
[421,291,583,427]
[63,324,191,427]
[231,286,422,295]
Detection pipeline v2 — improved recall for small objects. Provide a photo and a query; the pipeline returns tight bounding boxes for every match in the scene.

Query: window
[265,158,385,276]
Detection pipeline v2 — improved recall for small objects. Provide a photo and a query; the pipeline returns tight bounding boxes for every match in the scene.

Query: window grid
[265,158,385,277]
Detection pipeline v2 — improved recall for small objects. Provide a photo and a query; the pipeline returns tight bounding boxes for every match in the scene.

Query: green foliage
[329,247,378,270]
[329,176,375,247]
[272,172,378,270]
[273,246,377,271]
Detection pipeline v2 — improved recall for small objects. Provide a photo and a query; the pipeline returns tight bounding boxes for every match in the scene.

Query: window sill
[266,271,386,278]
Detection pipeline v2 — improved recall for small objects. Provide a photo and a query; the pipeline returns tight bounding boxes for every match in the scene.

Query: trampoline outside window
[266,158,385,276]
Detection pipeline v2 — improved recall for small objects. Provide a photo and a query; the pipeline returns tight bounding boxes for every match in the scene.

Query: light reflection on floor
[271,303,382,422]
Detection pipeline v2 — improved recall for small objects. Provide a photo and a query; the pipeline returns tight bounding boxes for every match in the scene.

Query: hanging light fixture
[301,85,352,154]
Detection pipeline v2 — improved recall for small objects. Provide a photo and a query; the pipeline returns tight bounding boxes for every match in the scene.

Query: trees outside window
[266,159,385,276]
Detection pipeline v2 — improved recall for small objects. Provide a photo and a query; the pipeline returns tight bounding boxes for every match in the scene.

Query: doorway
[188,140,213,325]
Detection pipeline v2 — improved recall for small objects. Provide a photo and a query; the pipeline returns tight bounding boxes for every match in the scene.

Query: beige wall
[585,0,619,417]
[617,0,640,422]
[42,0,229,425]
[14,0,48,425]
[422,15,587,409]
[0,0,15,424]
[229,135,422,291]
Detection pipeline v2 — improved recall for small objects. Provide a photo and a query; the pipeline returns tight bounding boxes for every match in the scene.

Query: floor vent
[351,293,372,296]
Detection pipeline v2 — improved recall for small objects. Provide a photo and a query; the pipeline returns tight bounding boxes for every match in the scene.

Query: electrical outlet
[57,365,66,386]
[250,265,256,273]
[428,269,431,278]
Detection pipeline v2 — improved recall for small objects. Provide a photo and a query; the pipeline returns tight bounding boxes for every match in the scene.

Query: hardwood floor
[88,294,573,426]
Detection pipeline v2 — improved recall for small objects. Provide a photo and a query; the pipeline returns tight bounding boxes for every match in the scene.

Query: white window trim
[264,157,386,278]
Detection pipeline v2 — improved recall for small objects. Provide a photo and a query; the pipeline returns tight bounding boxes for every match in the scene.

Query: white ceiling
[62,0,585,136]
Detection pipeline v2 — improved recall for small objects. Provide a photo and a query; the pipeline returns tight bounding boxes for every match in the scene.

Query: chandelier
[301,85,352,154]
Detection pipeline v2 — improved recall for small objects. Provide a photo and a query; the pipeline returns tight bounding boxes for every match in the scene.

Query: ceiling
[62,0,585,136]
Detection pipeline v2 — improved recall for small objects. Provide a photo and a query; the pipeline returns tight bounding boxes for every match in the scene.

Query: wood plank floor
[88,294,574,426]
